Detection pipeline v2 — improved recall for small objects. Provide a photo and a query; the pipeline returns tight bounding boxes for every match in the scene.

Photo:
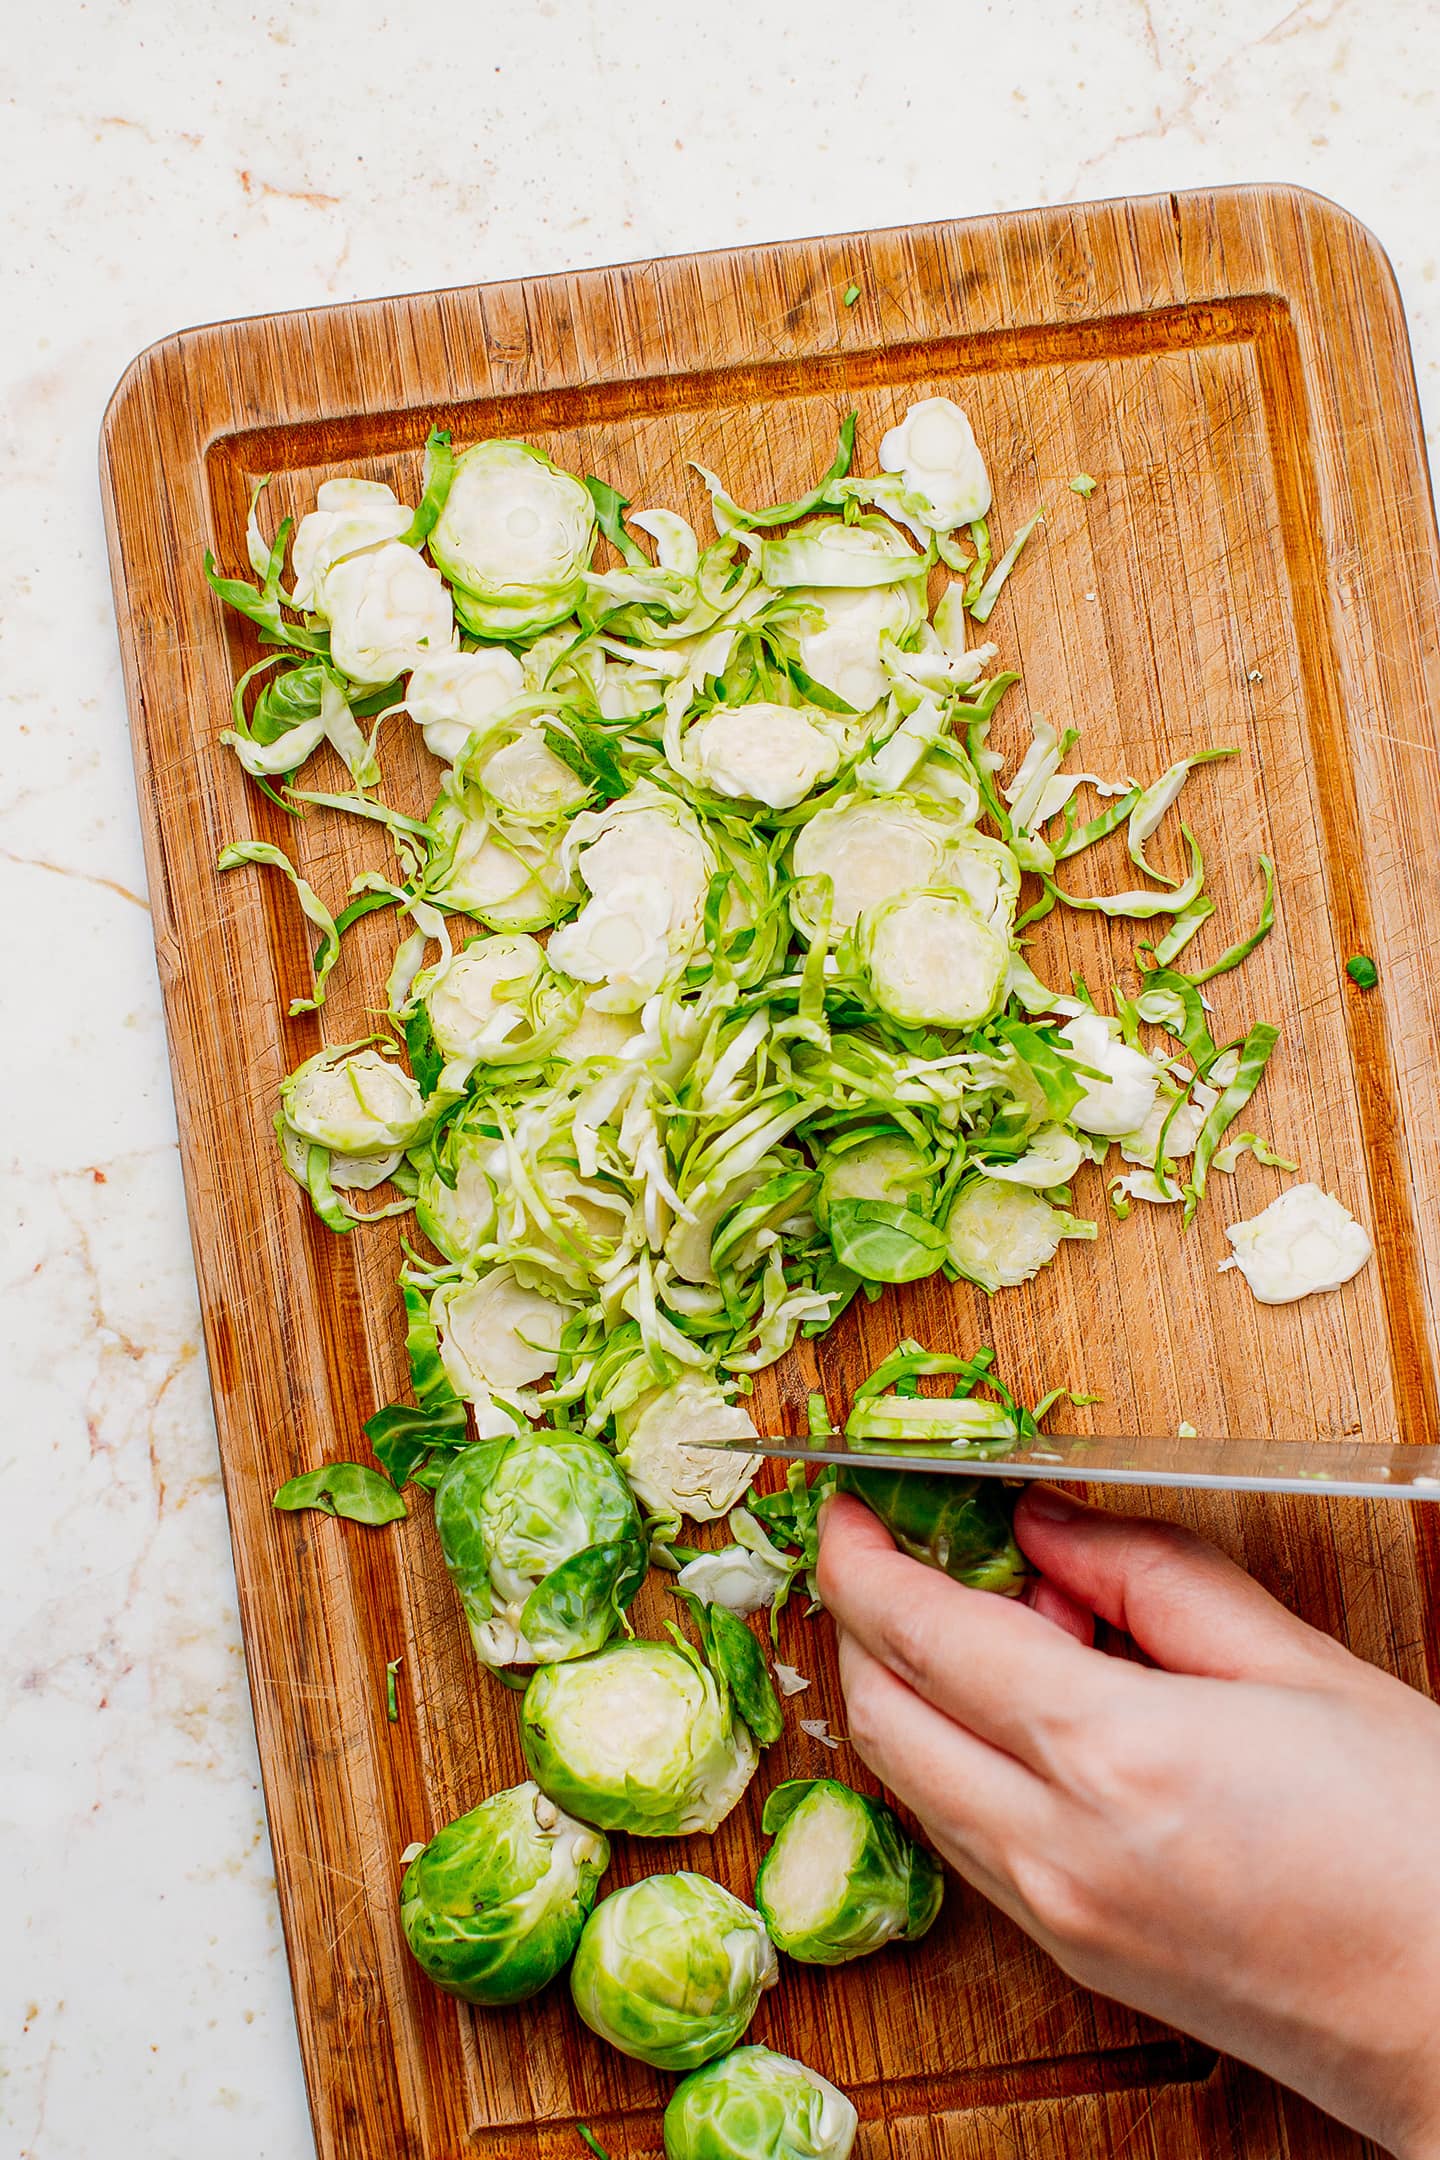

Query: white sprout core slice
[424,933,545,1059]
[438,1269,573,1392]
[689,703,842,810]
[791,800,952,934]
[864,891,1008,1028]
[1219,1184,1373,1304]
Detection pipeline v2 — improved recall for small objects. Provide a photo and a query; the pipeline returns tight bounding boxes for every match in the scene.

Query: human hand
[817,1484,1440,2158]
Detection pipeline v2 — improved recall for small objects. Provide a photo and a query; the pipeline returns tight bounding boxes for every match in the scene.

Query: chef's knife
[695,1429,1440,1501]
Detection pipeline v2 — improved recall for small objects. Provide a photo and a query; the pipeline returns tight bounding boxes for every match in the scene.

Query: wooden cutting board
[101,186,1440,2160]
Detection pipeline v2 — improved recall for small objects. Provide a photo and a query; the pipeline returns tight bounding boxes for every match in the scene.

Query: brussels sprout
[789,796,964,939]
[417,932,548,1061]
[321,539,456,688]
[434,1267,574,1403]
[426,795,577,931]
[429,440,597,640]
[570,1872,777,2071]
[399,1780,608,2006]
[280,1044,426,1155]
[415,1132,498,1262]
[819,1133,929,1216]
[754,1778,942,1965]
[433,1429,647,1670]
[944,1179,1095,1293]
[521,1638,758,1836]
[664,2046,858,2160]
[856,889,1008,1030]
[406,646,525,763]
[836,1465,1028,1593]
[615,1377,761,1523]
[878,396,992,530]
[686,702,843,811]
[473,723,591,820]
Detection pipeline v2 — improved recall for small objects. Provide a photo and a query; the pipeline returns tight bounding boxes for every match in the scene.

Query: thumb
[1014,1484,1342,1682]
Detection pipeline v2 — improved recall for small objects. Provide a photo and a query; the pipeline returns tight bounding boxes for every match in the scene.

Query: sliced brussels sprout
[791,579,926,714]
[276,1119,401,1192]
[290,477,412,611]
[405,647,525,763]
[754,1777,942,1965]
[549,789,713,1010]
[429,440,597,640]
[857,889,1009,1029]
[974,1124,1089,1190]
[433,1429,646,1669]
[570,1872,777,2071]
[615,1378,762,1523]
[664,2045,858,2160]
[789,797,971,940]
[555,995,645,1066]
[426,796,576,930]
[434,1267,574,1398]
[474,723,591,819]
[521,1639,758,1836]
[280,1045,425,1155]
[819,1134,930,1216]
[760,512,925,592]
[415,1133,499,1262]
[1060,1011,1162,1138]
[417,932,548,1061]
[320,539,456,688]
[399,1780,608,2006]
[836,1465,1028,1592]
[686,702,843,811]
[878,396,992,530]
[944,1179,1095,1292]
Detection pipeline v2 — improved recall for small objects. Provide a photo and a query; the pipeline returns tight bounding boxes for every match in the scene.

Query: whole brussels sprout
[571,1872,777,2071]
[399,1781,608,2007]
[664,2046,858,2159]
[754,1778,942,1965]
[836,1465,1028,1593]
[521,1638,758,1836]
[434,1430,647,1671]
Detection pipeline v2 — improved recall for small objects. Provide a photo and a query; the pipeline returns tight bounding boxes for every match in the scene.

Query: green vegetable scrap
[1069,473,1098,498]
[841,282,861,308]
[272,1463,408,1526]
[1346,953,1379,990]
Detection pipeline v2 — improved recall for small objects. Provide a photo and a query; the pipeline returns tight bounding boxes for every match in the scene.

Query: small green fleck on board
[842,281,861,308]
[1346,954,1379,990]
[385,1657,403,1723]
[1069,473,1097,497]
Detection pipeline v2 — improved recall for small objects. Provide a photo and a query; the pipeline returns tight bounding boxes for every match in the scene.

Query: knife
[695,1429,1440,1501]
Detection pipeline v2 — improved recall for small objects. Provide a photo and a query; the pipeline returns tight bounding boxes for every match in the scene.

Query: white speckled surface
[3,3,1436,2153]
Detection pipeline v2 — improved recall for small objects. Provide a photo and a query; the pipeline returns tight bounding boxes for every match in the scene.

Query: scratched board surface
[102,188,1440,2158]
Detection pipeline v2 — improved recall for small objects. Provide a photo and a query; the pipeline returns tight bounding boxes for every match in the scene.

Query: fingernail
[1024,1483,1079,1522]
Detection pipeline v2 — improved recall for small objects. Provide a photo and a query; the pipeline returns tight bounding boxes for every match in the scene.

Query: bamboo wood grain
[100,186,1440,2160]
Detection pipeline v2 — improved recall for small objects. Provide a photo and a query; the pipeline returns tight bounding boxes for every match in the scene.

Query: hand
[817,1484,1440,2159]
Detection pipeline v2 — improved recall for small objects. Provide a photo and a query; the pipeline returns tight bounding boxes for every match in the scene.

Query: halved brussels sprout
[399,1780,608,2006]
[615,1377,761,1523]
[433,1429,646,1669]
[429,440,597,640]
[570,1871,777,2071]
[836,1464,1028,1593]
[280,1045,426,1155]
[754,1778,942,1965]
[857,889,1009,1029]
[521,1638,758,1836]
[664,2045,857,2160]
[944,1179,1094,1292]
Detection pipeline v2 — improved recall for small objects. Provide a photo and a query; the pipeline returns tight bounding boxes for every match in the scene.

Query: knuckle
[876,1597,942,1693]
[1004,1848,1103,1952]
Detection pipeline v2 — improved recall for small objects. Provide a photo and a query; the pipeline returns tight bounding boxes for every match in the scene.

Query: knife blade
[694,1429,1440,1501]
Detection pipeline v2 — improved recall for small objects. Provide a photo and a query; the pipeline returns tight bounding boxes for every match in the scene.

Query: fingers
[834,1623,1046,1908]
[818,1491,1121,1771]
[1014,1485,1341,1681]
[1024,1574,1096,1645]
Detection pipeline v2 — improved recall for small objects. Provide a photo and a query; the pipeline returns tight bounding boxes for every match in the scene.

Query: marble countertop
[4,2,1436,2153]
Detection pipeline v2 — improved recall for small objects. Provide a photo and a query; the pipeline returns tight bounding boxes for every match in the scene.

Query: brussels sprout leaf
[273,1463,408,1524]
